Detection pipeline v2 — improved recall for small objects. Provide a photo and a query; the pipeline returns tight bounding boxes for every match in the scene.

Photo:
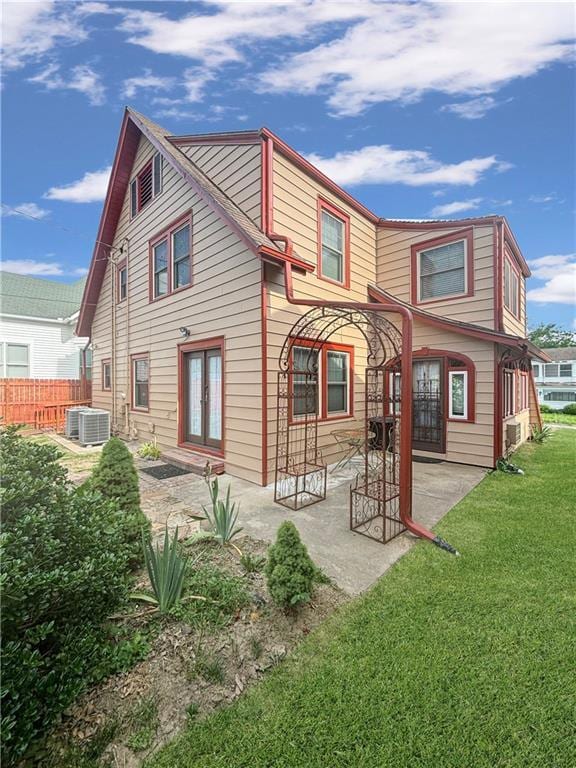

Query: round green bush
[91,436,151,566]
[265,521,317,610]
[562,403,576,415]
[538,404,553,413]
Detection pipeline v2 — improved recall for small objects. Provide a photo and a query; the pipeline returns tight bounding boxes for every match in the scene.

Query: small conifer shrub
[265,521,316,610]
[91,437,150,566]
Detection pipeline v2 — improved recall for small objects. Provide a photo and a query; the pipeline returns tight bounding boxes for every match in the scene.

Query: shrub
[265,521,317,610]
[538,404,553,413]
[563,403,576,415]
[137,441,162,460]
[91,437,150,566]
[0,427,134,765]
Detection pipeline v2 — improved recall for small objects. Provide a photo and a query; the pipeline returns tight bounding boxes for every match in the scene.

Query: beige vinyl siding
[376,224,496,328]
[180,143,261,228]
[91,134,262,484]
[502,272,527,336]
[264,150,379,478]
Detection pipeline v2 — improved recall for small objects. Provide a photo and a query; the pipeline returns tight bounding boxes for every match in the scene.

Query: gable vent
[138,163,153,209]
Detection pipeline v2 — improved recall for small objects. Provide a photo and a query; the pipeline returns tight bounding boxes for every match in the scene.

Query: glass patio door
[412,359,445,453]
[184,348,222,449]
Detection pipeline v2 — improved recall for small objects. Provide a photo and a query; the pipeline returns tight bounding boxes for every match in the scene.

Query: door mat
[412,456,444,464]
[140,463,192,480]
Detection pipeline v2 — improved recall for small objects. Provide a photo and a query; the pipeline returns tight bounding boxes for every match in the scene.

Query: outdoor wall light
[179,326,190,337]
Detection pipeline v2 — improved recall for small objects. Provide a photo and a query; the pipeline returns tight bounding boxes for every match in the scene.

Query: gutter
[258,238,459,555]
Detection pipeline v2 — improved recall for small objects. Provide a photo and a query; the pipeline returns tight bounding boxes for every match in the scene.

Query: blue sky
[2,0,575,330]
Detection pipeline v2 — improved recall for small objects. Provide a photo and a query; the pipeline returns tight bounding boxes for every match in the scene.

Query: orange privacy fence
[0,378,92,430]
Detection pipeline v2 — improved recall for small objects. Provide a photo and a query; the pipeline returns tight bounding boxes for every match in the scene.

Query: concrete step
[160,448,225,477]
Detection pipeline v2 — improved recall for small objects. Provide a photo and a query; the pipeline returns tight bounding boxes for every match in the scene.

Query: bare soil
[49,536,348,767]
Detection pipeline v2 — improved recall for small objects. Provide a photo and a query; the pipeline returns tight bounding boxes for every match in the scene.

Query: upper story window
[560,363,573,377]
[544,364,558,377]
[117,262,127,302]
[532,363,540,377]
[150,212,192,301]
[81,348,93,381]
[317,198,350,288]
[130,153,163,218]
[411,229,473,305]
[504,256,520,317]
[0,342,30,377]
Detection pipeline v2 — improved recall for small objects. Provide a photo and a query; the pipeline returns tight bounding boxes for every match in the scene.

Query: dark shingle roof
[0,271,86,320]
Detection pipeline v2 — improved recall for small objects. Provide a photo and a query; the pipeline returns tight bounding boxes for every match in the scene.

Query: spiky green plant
[202,476,243,546]
[132,526,188,614]
[530,424,553,443]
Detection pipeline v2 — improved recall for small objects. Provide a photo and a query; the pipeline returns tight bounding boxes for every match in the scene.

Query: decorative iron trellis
[274,305,409,544]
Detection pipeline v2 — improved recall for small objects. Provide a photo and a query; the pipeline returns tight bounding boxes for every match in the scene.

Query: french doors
[181,344,222,451]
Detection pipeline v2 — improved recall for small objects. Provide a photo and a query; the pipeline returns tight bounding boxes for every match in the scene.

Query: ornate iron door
[412,359,444,453]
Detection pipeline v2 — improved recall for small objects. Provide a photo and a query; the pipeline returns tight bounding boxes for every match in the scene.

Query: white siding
[0,316,88,378]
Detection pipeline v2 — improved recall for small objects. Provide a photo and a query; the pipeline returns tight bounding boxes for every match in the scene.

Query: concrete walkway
[152,460,487,596]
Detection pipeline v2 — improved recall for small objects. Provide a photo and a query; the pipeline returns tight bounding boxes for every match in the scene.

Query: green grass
[148,430,576,768]
[542,412,576,425]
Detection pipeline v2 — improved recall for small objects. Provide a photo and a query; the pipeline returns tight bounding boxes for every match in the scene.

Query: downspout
[275,246,458,554]
[123,239,131,436]
[110,251,117,431]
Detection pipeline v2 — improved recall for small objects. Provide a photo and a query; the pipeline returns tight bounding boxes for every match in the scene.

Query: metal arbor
[274,305,410,544]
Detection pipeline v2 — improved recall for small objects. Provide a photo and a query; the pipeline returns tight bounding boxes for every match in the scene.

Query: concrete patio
[138,458,487,595]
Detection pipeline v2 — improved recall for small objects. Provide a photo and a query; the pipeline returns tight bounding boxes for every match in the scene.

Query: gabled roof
[368,284,551,362]
[541,347,576,362]
[0,271,86,321]
[77,109,285,337]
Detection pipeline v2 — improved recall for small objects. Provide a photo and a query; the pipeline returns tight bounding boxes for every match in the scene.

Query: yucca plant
[530,424,553,444]
[202,476,243,548]
[132,526,188,614]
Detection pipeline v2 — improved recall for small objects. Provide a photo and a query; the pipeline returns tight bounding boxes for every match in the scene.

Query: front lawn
[542,412,576,426]
[150,430,576,768]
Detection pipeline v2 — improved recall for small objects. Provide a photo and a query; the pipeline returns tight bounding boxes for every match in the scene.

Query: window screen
[321,210,344,283]
[419,240,466,300]
[544,364,559,377]
[172,224,191,290]
[560,363,572,377]
[153,240,168,297]
[133,358,149,409]
[6,343,30,377]
[326,350,348,414]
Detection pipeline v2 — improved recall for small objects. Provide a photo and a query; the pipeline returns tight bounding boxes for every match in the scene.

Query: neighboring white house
[532,347,576,410]
[0,271,90,379]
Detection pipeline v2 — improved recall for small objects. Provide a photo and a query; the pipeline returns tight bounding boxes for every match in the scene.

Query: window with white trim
[320,209,345,284]
[449,371,468,420]
[132,356,149,410]
[560,363,573,378]
[326,350,349,415]
[532,363,540,378]
[545,391,576,402]
[503,368,515,417]
[130,153,162,218]
[417,239,467,301]
[153,239,168,298]
[118,264,127,302]
[0,343,30,377]
[504,258,519,317]
[102,360,111,391]
[544,364,559,377]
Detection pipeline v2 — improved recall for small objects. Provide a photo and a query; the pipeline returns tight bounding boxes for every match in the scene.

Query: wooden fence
[0,378,92,430]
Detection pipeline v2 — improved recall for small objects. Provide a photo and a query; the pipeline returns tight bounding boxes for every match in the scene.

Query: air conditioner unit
[78,409,110,446]
[65,406,92,439]
[506,422,522,446]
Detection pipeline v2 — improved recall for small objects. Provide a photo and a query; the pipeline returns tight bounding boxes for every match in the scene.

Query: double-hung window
[504,257,520,317]
[318,199,349,287]
[291,343,352,420]
[118,262,127,302]
[150,214,192,300]
[130,153,163,218]
[544,364,558,377]
[132,354,149,411]
[560,363,572,377]
[532,363,540,378]
[102,359,111,391]
[416,237,468,302]
[0,343,30,377]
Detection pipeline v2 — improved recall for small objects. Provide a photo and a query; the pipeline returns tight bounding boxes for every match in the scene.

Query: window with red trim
[290,341,353,421]
[317,198,350,288]
[503,368,515,417]
[504,256,520,318]
[131,354,149,411]
[149,213,192,300]
[411,229,474,305]
[102,359,111,391]
[518,370,529,411]
[117,261,127,302]
[130,153,163,218]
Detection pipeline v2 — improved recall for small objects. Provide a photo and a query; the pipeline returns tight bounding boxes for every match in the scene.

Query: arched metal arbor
[274,305,411,545]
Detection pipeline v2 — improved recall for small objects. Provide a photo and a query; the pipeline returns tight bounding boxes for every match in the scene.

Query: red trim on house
[411,347,476,424]
[492,219,503,331]
[287,338,355,426]
[169,132,261,147]
[410,228,474,306]
[177,336,225,459]
[503,247,522,320]
[261,135,274,235]
[101,358,111,391]
[261,265,269,486]
[316,196,351,290]
[258,244,314,272]
[148,210,193,303]
[502,220,530,277]
[116,260,127,303]
[260,128,379,225]
[130,352,150,413]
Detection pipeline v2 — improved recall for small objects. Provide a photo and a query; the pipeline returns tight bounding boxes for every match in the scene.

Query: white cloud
[2,202,50,220]
[44,166,111,203]
[430,198,483,217]
[304,145,508,187]
[260,2,575,116]
[441,96,507,120]
[527,254,576,304]
[28,63,106,105]
[1,259,63,276]
[121,69,175,99]
[1,0,106,70]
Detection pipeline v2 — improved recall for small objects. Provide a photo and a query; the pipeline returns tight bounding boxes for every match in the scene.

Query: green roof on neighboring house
[0,271,86,321]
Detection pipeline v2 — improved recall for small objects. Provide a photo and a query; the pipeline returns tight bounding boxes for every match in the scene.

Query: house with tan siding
[77,108,548,486]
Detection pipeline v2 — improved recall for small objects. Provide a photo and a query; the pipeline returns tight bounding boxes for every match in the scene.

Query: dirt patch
[49,536,348,767]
